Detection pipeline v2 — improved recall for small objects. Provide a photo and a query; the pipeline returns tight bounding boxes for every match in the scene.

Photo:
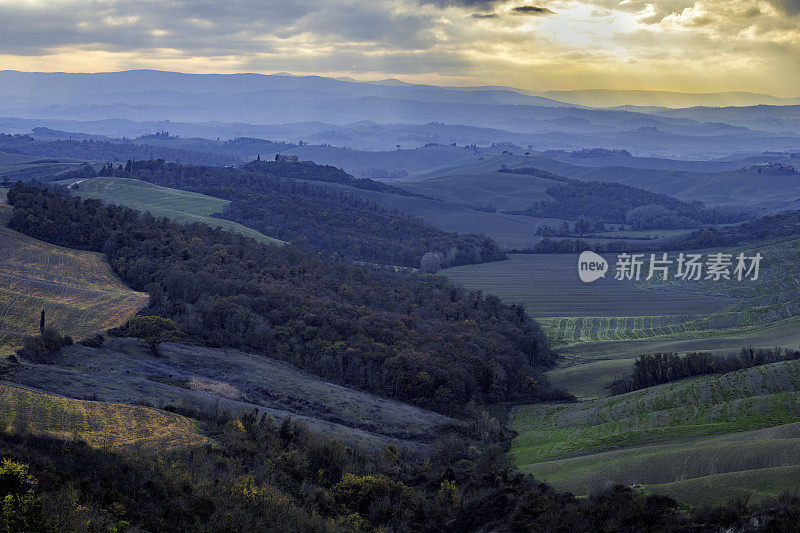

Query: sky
[0,0,799,96]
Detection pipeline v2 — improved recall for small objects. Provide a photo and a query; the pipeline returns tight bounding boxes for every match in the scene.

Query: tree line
[609,348,800,395]
[121,159,505,269]
[0,134,242,167]
[500,167,752,230]
[7,183,556,414]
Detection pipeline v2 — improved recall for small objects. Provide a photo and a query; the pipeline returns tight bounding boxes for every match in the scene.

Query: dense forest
[500,167,751,229]
[7,183,556,413]
[609,348,800,395]
[118,159,504,268]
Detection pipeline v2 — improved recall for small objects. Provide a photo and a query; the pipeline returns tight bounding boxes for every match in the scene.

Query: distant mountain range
[0,70,798,156]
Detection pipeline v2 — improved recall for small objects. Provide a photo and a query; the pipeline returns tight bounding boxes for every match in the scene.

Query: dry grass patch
[0,382,206,451]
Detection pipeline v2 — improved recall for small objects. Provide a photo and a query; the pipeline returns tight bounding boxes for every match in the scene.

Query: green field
[69,177,284,245]
[0,382,205,451]
[444,242,800,398]
[511,359,800,505]
[0,224,149,355]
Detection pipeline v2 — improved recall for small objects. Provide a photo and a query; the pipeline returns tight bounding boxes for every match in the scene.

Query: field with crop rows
[511,359,800,504]
[443,254,733,337]
[0,382,206,450]
[0,224,148,355]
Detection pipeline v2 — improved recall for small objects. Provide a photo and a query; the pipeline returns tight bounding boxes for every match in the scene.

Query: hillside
[511,358,800,505]
[416,155,800,212]
[7,184,558,414]
[0,149,82,181]
[69,177,284,245]
[0,382,205,451]
[0,215,148,355]
[400,171,556,212]
[6,337,452,452]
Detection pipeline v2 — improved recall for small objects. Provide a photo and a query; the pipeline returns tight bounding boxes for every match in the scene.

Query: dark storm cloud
[771,0,800,14]
[512,6,555,15]
[0,0,437,57]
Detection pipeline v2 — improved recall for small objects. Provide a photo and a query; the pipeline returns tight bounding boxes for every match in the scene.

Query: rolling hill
[400,170,556,212]
[511,358,800,505]
[0,191,148,355]
[68,177,284,245]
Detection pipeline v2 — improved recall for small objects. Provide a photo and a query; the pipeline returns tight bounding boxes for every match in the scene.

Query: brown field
[0,382,206,451]
[0,224,149,355]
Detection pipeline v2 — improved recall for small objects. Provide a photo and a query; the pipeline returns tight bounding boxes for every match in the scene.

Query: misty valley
[1,54,800,533]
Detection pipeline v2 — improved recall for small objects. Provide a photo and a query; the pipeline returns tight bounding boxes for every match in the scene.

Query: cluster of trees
[610,348,800,395]
[7,184,556,413]
[3,407,799,531]
[239,160,425,197]
[570,148,632,158]
[501,167,751,229]
[121,159,504,268]
[15,327,73,363]
[660,209,800,251]
[536,218,607,237]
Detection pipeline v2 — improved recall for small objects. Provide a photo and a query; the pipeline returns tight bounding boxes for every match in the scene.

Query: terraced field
[69,177,284,245]
[0,223,148,355]
[0,382,206,450]
[511,359,800,505]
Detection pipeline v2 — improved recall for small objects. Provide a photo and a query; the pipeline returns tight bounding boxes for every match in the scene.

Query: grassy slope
[511,359,800,504]
[400,171,556,212]
[0,150,83,179]
[293,179,566,249]
[0,206,148,355]
[70,177,284,245]
[283,144,481,177]
[444,237,800,398]
[414,155,800,212]
[6,338,453,453]
[0,382,206,451]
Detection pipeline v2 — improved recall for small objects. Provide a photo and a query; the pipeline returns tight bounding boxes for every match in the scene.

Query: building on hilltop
[275,154,299,163]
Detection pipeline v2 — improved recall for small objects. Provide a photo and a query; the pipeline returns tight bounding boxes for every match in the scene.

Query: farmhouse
[275,154,299,163]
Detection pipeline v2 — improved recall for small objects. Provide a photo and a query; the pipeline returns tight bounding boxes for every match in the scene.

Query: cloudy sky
[1,0,798,95]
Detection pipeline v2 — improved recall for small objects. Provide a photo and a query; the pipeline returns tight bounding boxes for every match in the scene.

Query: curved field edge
[643,465,800,506]
[0,224,149,355]
[518,422,800,503]
[67,177,284,245]
[0,382,206,451]
[511,359,800,464]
